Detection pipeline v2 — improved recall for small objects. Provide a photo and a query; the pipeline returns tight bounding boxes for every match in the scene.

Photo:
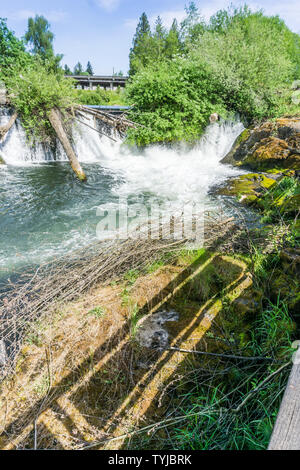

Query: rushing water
[0,106,246,278]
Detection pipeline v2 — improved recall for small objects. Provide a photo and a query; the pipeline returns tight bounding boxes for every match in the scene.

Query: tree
[25,15,54,58]
[64,64,72,75]
[165,19,182,58]
[74,62,83,75]
[180,1,205,44]
[86,61,94,75]
[129,12,152,76]
[152,16,167,60]
[0,18,30,76]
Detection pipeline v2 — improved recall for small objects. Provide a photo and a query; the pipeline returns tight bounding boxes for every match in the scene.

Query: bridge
[68,75,129,91]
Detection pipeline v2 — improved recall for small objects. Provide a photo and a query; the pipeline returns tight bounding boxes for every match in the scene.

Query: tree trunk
[0,112,18,141]
[48,108,86,181]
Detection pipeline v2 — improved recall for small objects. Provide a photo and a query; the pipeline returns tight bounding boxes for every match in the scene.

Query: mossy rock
[222,117,300,170]
[0,155,5,165]
[217,173,276,206]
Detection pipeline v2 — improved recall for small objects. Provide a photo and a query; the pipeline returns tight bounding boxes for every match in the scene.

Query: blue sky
[2,0,300,75]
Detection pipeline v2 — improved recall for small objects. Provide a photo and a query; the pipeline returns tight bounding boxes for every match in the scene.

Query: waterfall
[0,106,244,171]
[0,106,111,165]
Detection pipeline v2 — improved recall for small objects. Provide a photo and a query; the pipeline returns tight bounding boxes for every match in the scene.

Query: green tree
[129,12,152,75]
[74,62,84,75]
[191,9,295,117]
[64,64,72,75]
[152,16,167,60]
[25,15,54,58]
[86,61,94,75]
[24,15,63,70]
[180,1,205,43]
[0,18,31,77]
[165,19,181,58]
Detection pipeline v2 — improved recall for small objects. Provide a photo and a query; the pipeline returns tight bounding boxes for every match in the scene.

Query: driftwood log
[48,108,86,182]
[0,111,18,141]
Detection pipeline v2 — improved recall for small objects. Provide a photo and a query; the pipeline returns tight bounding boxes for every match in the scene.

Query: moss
[218,173,276,206]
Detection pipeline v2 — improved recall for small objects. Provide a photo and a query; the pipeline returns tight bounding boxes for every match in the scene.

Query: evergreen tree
[74,62,83,75]
[153,16,167,60]
[165,19,181,58]
[63,64,72,75]
[180,1,205,44]
[129,12,151,76]
[86,61,94,75]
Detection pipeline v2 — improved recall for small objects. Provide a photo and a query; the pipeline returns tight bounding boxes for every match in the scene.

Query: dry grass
[0,213,252,449]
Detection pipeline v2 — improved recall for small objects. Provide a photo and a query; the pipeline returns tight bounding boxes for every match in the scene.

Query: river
[0,107,246,280]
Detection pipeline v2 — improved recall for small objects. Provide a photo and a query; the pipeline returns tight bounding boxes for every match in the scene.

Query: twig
[166,347,284,363]
[232,362,290,413]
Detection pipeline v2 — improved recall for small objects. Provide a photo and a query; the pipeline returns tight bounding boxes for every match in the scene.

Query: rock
[216,173,276,206]
[221,117,300,171]
[136,310,179,349]
[210,113,219,124]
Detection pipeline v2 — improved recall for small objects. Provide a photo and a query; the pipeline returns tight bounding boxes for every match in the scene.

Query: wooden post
[48,108,87,182]
[268,346,300,450]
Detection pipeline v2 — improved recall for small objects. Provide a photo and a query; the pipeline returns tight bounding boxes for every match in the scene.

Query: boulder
[221,117,300,171]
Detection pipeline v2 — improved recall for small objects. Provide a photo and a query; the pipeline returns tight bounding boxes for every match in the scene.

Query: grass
[88,306,106,319]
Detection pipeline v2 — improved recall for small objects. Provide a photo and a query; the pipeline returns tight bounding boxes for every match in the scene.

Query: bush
[6,60,77,142]
[126,58,227,145]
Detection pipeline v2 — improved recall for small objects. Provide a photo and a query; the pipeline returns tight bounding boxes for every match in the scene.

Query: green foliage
[0,18,31,76]
[7,61,77,142]
[260,176,300,223]
[252,298,295,359]
[190,8,296,119]
[86,61,94,75]
[88,306,106,319]
[126,58,227,145]
[64,64,72,75]
[24,15,62,68]
[74,62,86,75]
[129,12,152,76]
[74,87,126,106]
[25,15,54,57]
[127,5,300,145]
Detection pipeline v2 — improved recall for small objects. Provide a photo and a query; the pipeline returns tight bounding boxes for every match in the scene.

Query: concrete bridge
[68,75,129,91]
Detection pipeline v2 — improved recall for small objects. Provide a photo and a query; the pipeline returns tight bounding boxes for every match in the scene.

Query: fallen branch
[0,111,18,141]
[166,347,284,363]
[48,108,86,182]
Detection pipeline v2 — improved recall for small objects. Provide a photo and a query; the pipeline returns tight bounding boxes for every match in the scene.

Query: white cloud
[95,0,120,12]
[9,9,67,23]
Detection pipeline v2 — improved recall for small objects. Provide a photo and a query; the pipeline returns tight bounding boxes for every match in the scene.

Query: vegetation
[24,15,63,69]
[74,86,127,106]
[127,3,300,145]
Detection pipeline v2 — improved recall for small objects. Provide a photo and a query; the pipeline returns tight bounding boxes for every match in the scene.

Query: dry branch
[0,111,18,141]
[48,108,86,182]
